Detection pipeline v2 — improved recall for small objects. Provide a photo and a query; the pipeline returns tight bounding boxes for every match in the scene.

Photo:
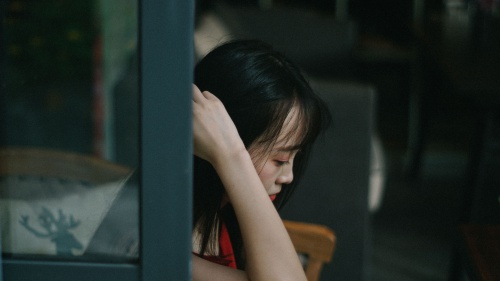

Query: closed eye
[274,160,289,166]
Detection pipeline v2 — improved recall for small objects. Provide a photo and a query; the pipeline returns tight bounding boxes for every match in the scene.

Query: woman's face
[249,106,301,200]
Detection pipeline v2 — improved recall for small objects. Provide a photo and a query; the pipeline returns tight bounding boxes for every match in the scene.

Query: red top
[195,222,237,269]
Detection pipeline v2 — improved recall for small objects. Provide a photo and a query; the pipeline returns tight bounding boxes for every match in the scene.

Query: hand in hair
[192,84,246,166]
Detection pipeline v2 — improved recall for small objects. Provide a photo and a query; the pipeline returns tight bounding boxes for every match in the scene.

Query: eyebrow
[273,144,302,152]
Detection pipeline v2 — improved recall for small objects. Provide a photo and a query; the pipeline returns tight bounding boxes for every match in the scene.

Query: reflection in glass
[1,0,139,261]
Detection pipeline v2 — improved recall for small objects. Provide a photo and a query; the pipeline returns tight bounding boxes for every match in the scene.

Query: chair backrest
[283,220,336,281]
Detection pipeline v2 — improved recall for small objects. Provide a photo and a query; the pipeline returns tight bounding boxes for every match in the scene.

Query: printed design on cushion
[0,174,127,256]
[19,207,82,256]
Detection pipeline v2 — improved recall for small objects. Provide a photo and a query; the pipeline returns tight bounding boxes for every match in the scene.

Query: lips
[269,194,277,201]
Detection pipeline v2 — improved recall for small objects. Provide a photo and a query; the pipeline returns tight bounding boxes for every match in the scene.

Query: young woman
[192,40,329,281]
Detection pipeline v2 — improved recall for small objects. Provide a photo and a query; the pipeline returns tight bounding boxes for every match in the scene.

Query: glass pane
[1,0,139,262]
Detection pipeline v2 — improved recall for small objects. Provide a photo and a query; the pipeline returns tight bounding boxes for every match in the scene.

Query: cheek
[258,164,279,189]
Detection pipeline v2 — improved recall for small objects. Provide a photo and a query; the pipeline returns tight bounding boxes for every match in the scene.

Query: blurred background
[2,0,500,280]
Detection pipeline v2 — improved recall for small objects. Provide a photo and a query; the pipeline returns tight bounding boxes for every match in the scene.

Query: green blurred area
[4,0,95,95]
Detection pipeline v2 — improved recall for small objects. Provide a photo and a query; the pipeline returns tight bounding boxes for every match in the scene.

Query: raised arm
[192,85,307,281]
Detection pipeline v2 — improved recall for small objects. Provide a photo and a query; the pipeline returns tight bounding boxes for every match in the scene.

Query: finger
[201,90,220,102]
[192,84,204,103]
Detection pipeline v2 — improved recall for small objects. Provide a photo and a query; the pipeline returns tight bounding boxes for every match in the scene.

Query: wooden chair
[284,220,337,281]
[0,147,132,184]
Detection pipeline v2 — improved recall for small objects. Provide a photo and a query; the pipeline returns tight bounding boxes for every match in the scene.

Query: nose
[277,165,294,185]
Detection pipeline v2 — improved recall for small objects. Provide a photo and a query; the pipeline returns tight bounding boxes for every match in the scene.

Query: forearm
[213,149,307,281]
[193,255,248,281]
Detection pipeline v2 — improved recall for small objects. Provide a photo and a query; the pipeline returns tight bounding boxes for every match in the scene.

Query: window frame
[1,0,194,280]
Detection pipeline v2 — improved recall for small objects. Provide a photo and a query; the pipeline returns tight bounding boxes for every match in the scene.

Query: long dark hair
[193,40,329,268]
